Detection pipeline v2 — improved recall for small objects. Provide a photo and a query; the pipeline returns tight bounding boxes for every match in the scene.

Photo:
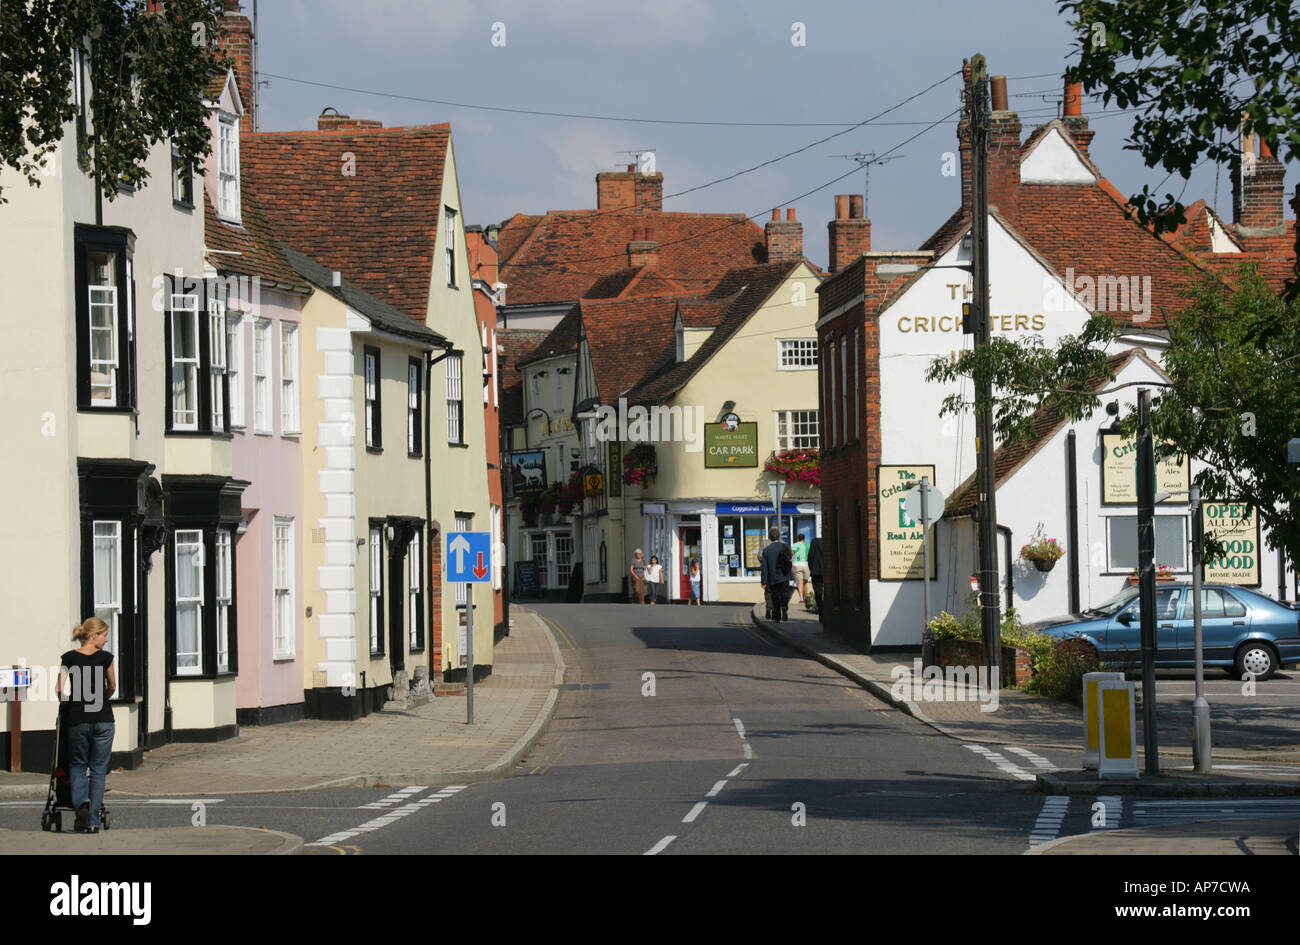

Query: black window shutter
[163,274,174,433]
[197,274,211,434]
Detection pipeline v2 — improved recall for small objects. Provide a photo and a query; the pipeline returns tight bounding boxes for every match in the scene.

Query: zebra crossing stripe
[308,785,468,846]
[1028,796,1069,846]
[964,744,1036,781]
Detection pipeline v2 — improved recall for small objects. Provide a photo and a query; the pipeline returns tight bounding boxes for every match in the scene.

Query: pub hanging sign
[878,464,938,580]
[1100,433,1189,505]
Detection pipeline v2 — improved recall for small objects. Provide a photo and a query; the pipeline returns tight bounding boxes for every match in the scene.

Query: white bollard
[1096,679,1140,779]
[1082,671,1124,770]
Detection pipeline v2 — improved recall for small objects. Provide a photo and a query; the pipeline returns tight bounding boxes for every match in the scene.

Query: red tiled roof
[497,210,766,305]
[204,176,309,292]
[578,296,681,401]
[241,123,451,322]
[498,328,550,426]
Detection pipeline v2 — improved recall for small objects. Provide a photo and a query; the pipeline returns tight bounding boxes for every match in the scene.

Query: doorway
[678,525,701,600]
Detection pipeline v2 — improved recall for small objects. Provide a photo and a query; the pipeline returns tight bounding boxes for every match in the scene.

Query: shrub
[1023,636,1104,704]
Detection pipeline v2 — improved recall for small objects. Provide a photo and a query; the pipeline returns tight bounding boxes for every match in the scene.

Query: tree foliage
[928,265,1300,566]
[1060,0,1300,293]
[0,0,225,203]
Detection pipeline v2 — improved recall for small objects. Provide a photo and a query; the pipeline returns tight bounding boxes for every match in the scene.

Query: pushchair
[40,703,111,832]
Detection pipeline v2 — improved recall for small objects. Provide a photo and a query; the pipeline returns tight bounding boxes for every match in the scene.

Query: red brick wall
[429,524,443,675]
[1233,154,1285,230]
[987,113,1022,220]
[216,8,254,134]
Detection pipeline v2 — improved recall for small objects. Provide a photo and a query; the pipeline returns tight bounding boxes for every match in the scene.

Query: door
[1177,587,1250,664]
[678,526,700,599]
[1109,586,1183,665]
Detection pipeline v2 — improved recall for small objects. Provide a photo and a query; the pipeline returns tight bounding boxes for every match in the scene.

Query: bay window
[228,312,245,428]
[215,530,231,674]
[174,530,204,675]
[163,274,230,435]
[92,522,122,660]
[75,225,136,410]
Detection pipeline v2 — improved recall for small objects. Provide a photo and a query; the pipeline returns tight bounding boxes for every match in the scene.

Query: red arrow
[472,552,488,580]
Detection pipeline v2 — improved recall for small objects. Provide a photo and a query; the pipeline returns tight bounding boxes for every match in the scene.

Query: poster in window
[1201,502,1261,586]
[1100,434,1188,504]
[877,464,937,580]
[722,538,736,555]
[744,527,763,569]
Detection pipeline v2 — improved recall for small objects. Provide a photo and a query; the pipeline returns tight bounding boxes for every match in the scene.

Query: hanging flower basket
[763,448,820,487]
[1020,536,1064,566]
[1033,557,1057,573]
[622,443,657,486]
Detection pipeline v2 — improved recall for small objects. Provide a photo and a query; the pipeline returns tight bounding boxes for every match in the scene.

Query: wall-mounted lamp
[536,370,548,378]
[722,400,736,412]
[1102,400,1122,434]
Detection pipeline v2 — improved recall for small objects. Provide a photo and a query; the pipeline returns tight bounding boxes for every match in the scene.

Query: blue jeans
[68,721,114,827]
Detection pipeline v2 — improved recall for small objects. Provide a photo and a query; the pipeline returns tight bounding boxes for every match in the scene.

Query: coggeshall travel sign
[704,422,758,468]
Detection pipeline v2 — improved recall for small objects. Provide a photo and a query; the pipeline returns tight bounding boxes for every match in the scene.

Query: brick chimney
[597,164,664,212]
[957,59,973,214]
[316,109,383,132]
[627,227,659,267]
[987,74,1021,220]
[1233,127,1286,234]
[1061,79,1094,154]
[765,208,803,263]
[215,1,254,133]
[828,194,871,273]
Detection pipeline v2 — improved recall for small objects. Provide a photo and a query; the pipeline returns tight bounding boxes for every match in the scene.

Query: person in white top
[645,555,664,604]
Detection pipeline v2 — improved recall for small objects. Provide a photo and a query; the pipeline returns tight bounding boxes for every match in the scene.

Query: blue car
[1033,583,1300,680]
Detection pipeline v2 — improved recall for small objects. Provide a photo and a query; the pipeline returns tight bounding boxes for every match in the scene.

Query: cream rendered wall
[625,263,822,604]
[426,138,493,674]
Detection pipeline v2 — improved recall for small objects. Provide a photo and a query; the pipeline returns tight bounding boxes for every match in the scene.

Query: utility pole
[1136,389,1159,774]
[969,54,1001,673]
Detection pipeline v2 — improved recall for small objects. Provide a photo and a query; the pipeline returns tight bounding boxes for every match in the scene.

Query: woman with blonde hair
[59,617,116,833]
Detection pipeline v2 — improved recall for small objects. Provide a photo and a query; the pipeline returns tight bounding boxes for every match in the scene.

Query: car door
[1179,587,1251,666]
[1109,586,1183,665]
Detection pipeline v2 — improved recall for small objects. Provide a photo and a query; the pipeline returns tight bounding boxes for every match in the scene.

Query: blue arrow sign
[447,531,492,583]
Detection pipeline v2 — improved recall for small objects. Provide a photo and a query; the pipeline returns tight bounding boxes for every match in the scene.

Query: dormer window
[675,323,685,363]
[217,116,240,222]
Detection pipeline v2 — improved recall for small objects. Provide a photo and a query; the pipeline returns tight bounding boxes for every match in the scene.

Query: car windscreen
[1084,586,1140,617]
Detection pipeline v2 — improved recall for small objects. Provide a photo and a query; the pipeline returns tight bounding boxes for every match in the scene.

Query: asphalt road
[4,603,1297,854]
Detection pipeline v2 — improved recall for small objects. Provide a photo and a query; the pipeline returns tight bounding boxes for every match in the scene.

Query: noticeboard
[878,464,937,580]
[1100,434,1188,504]
[1201,501,1261,586]
[515,561,541,597]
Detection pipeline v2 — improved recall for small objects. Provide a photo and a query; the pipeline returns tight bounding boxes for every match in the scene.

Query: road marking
[307,785,467,846]
[706,780,727,797]
[743,743,753,759]
[357,786,429,809]
[732,718,746,738]
[727,763,749,777]
[964,744,1036,781]
[536,612,578,650]
[1027,796,1070,846]
[645,835,676,855]
[1130,798,1300,827]
[1004,746,1056,770]
[682,802,708,823]
[0,798,227,808]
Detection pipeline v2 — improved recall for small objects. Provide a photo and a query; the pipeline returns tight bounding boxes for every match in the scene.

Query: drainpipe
[426,342,455,684]
[1066,430,1081,614]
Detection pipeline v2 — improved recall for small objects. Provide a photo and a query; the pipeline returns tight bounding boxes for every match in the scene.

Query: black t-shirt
[60,649,115,725]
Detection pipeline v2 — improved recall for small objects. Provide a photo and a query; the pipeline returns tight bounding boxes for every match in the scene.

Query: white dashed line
[742,743,753,759]
[307,785,466,846]
[732,718,746,738]
[964,744,1036,781]
[645,835,677,855]
[705,780,727,797]
[727,763,749,778]
[682,801,708,823]
[1004,746,1056,770]
[1027,796,1070,846]
[1093,795,1122,830]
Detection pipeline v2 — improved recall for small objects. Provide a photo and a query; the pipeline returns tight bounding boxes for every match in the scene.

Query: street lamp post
[1157,486,1211,773]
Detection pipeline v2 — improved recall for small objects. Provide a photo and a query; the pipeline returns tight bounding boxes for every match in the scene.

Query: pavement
[751,599,1300,855]
[0,608,565,854]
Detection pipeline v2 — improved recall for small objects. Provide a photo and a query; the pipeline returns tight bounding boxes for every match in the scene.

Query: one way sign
[446,531,492,582]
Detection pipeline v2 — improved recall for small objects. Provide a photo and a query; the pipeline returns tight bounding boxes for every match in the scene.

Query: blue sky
[251,0,1292,266]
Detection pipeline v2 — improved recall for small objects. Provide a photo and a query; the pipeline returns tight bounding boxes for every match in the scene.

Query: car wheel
[1233,642,1277,681]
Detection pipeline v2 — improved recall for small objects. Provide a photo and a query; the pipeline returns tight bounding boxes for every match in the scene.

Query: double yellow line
[536,611,578,650]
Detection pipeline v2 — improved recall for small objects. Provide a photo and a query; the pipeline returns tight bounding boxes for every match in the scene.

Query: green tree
[927,264,1300,564]
[0,0,225,203]
[1060,0,1300,293]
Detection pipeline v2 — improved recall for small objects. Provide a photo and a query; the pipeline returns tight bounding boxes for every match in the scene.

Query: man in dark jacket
[760,526,795,622]
[807,536,825,625]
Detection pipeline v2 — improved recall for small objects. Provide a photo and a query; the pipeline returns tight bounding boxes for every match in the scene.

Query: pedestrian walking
[808,536,825,624]
[792,531,811,604]
[688,559,703,605]
[59,617,115,834]
[629,548,647,604]
[759,526,795,622]
[645,555,664,604]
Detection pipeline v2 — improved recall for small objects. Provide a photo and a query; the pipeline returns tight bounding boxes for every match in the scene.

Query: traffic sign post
[447,532,492,724]
[905,478,946,666]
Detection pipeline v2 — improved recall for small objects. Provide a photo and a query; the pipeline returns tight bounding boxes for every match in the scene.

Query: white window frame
[215,529,232,673]
[491,505,502,591]
[92,521,122,661]
[408,358,421,455]
[555,533,574,588]
[174,530,204,676]
[1106,515,1188,572]
[826,339,837,448]
[280,322,299,435]
[775,409,820,451]
[446,353,463,444]
[365,349,380,450]
[253,318,272,434]
[369,527,383,654]
[840,337,848,445]
[445,206,457,286]
[777,337,818,370]
[273,517,294,659]
[217,115,241,222]
[88,252,119,406]
[170,292,200,430]
[228,312,245,428]
[408,531,421,651]
[210,295,227,431]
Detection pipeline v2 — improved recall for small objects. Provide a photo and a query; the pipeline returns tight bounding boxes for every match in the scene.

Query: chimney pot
[1261,138,1274,159]
[786,208,796,221]
[991,75,1008,112]
[771,209,780,221]
[834,194,849,220]
[849,194,864,219]
[1064,80,1083,117]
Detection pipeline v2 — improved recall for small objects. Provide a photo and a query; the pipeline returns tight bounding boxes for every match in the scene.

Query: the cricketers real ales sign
[1201,501,1261,586]
[878,464,937,580]
[1100,433,1189,504]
